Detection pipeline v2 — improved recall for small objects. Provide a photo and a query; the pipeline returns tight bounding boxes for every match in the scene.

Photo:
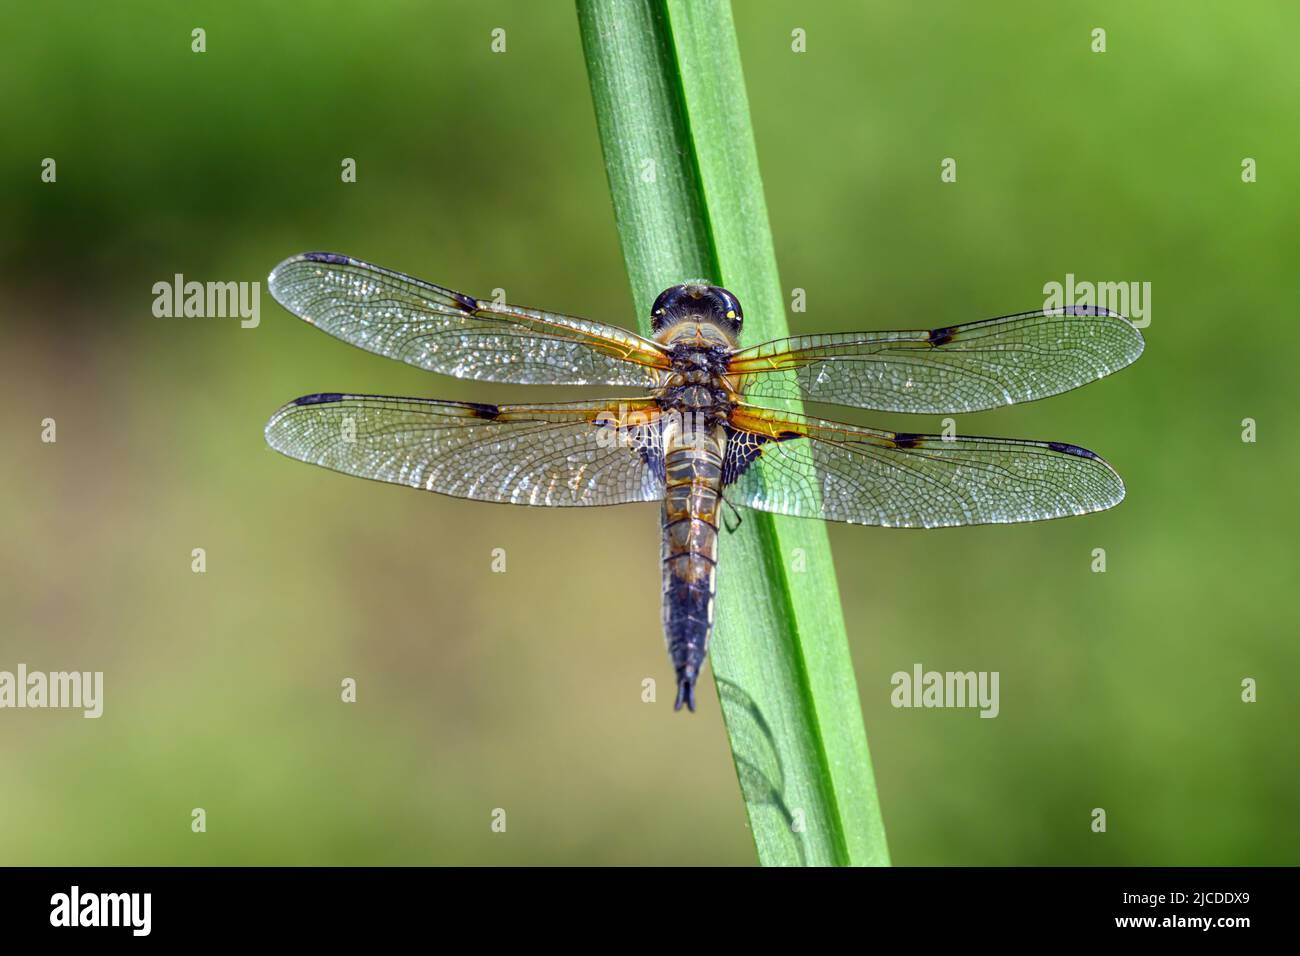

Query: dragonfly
[264,252,1143,712]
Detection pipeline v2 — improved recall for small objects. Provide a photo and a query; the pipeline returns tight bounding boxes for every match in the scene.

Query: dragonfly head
[650,282,744,343]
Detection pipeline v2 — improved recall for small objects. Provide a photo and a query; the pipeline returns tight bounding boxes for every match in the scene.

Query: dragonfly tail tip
[674,671,698,713]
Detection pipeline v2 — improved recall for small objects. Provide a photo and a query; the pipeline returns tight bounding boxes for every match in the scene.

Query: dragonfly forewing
[730,306,1144,414]
[268,253,671,387]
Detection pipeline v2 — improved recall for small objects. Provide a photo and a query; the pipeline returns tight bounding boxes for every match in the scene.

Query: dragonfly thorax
[657,342,735,421]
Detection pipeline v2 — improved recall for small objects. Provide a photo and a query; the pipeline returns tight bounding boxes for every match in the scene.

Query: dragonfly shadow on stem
[715,676,806,865]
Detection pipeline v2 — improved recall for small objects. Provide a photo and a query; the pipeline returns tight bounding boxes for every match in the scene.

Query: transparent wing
[265,393,665,507]
[268,253,671,387]
[724,404,1125,528]
[729,306,1144,414]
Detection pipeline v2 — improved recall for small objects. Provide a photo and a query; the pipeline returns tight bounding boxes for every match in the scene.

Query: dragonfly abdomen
[660,425,726,712]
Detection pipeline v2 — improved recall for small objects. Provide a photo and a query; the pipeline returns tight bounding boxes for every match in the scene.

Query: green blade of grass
[577,0,889,866]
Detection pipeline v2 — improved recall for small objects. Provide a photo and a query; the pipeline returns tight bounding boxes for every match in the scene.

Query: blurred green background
[2,0,1296,866]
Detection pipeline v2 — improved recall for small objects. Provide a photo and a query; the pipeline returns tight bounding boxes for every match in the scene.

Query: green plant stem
[577,0,889,865]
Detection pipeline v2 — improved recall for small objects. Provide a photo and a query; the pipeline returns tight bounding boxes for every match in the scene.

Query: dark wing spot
[450,290,478,313]
[302,252,351,265]
[929,326,956,347]
[722,426,773,484]
[892,432,922,449]
[639,441,665,486]
[464,402,500,420]
[294,392,344,406]
[776,430,803,441]
[1048,441,1099,460]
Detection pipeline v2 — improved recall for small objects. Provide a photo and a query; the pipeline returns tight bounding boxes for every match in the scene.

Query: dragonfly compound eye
[650,283,744,333]
[707,286,743,332]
